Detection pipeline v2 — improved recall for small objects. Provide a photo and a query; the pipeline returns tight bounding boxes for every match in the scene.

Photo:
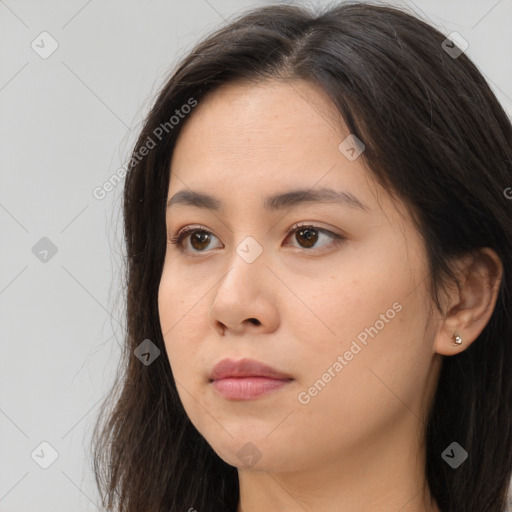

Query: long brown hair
[91,2,512,511]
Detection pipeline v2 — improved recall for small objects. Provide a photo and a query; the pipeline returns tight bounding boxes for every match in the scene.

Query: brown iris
[294,226,319,248]
[190,231,211,251]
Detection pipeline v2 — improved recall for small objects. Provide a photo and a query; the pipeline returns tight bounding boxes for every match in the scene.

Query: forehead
[171,79,345,163]
[167,80,409,227]
[170,81,363,188]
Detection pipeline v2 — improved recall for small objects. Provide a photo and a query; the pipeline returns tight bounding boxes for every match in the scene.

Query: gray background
[1,1,511,510]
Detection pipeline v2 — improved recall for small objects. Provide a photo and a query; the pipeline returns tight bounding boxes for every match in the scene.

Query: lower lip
[211,377,292,400]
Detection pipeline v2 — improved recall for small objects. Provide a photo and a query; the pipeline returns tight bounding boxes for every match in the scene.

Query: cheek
[291,260,400,356]
[158,253,211,331]
[284,303,430,466]
[157,265,205,376]
[291,250,430,407]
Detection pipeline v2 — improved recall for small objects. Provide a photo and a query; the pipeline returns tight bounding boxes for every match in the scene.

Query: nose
[208,248,279,336]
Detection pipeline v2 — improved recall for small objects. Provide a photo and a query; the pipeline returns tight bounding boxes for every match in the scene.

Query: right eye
[168,226,222,253]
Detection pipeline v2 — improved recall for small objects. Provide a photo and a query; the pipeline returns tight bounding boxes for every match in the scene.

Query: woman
[92,2,512,511]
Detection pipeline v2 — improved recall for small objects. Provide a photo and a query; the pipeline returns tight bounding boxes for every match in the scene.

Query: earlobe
[434,247,503,356]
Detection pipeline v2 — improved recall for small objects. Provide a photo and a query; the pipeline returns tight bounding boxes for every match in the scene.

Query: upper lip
[209,358,293,381]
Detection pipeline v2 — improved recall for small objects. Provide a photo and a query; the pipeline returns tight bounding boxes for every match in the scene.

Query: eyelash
[168,222,345,255]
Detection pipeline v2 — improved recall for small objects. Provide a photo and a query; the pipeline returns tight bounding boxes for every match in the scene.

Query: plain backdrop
[1,1,511,511]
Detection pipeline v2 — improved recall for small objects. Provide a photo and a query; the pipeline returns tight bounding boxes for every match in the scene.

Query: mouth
[209,358,294,400]
[210,376,293,400]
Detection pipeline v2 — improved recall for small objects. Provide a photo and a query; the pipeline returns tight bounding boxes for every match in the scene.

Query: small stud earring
[453,334,463,346]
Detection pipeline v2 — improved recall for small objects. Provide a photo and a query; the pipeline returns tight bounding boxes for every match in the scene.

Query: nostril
[248,318,260,325]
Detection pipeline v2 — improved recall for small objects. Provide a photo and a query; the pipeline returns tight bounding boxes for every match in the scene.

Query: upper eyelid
[172,222,338,238]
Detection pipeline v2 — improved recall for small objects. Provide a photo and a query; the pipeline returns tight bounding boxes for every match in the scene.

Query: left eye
[168,223,345,254]
[285,223,344,250]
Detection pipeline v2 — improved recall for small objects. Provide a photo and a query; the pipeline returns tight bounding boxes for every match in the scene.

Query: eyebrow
[166,187,370,213]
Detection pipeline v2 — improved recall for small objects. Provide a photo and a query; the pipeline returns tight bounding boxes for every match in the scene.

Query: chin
[205,432,298,471]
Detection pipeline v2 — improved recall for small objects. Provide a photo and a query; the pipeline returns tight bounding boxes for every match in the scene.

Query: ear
[434,247,503,356]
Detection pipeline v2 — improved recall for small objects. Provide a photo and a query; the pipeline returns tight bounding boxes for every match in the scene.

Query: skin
[157,79,503,512]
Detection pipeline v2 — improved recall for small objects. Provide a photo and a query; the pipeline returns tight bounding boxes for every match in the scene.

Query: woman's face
[158,79,443,472]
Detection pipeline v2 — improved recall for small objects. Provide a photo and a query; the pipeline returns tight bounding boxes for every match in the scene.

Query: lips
[209,358,293,400]
[209,357,293,381]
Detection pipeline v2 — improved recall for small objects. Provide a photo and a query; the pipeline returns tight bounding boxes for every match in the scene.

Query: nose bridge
[212,197,280,291]
[218,232,267,293]
[222,204,270,269]
[208,229,276,333]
